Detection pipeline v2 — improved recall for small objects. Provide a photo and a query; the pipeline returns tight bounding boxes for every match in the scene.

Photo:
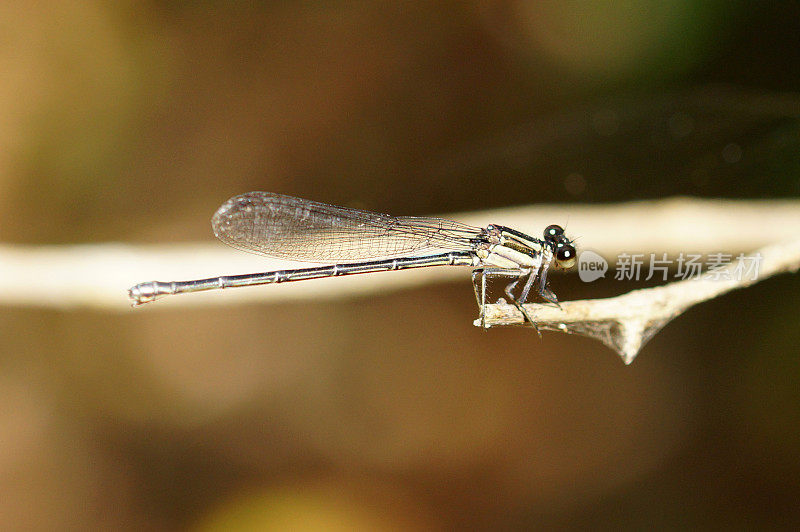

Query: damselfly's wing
[212,192,482,262]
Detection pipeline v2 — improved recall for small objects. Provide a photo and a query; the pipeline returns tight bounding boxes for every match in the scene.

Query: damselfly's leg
[472,268,528,328]
[535,262,562,308]
[504,270,541,334]
[539,271,561,308]
[539,285,559,306]
[471,269,487,328]
[471,268,541,331]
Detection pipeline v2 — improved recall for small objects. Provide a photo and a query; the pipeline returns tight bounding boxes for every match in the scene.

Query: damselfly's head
[543,225,577,269]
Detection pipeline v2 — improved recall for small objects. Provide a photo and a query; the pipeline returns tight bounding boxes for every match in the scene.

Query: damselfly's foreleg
[533,252,561,308]
[539,285,559,306]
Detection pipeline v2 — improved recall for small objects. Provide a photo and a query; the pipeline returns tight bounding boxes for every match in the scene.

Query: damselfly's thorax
[476,224,576,271]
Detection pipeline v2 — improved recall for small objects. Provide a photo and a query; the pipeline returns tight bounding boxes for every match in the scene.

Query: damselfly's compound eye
[555,243,577,269]
[544,224,564,242]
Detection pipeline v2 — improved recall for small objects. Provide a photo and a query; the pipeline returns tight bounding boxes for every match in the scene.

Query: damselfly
[128,192,576,326]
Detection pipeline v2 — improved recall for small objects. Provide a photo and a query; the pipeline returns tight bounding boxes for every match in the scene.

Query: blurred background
[2,1,800,529]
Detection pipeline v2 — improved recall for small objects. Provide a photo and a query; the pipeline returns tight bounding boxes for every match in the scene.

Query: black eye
[555,243,576,269]
[544,224,564,241]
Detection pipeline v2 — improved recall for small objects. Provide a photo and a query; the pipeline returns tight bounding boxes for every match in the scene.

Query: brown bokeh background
[1,2,799,530]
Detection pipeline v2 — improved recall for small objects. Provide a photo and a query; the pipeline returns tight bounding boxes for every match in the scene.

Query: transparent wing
[211,192,483,262]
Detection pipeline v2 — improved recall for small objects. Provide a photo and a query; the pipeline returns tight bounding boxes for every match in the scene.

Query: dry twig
[0,197,798,363]
[478,238,800,363]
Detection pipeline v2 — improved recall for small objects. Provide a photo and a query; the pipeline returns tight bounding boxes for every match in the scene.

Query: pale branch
[0,198,797,316]
[478,238,800,364]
